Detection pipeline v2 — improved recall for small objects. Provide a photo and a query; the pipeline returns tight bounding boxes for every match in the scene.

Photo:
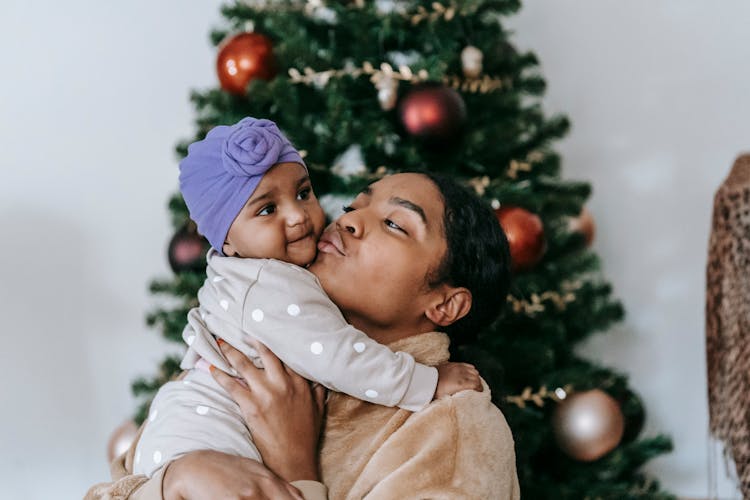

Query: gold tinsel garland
[464,152,547,196]
[506,385,573,409]
[238,0,474,25]
[507,281,582,316]
[410,2,458,24]
[288,62,508,94]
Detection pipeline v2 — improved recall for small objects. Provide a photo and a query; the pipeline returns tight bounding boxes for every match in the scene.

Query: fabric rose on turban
[222,118,298,177]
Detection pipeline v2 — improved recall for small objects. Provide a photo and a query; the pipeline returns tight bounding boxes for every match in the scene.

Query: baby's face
[222,162,325,266]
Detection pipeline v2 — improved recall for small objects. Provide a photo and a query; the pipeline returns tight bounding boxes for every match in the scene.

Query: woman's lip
[318,231,346,256]
[317,240,343,255]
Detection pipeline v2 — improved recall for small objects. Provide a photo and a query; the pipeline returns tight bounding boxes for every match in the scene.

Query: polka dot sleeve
[240,259,438,411]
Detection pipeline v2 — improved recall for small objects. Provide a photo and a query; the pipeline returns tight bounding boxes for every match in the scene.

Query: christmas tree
[132,0,674,497]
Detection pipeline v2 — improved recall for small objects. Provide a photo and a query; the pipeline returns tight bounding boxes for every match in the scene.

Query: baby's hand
[434,362,483,399]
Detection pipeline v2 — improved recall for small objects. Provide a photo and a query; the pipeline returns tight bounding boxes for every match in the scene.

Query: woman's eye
[297,188,311,200]
[385,219,406,234]
[342,205,355,213]
[258,205,276,216]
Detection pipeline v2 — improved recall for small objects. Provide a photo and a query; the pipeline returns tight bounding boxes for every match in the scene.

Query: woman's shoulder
[454,380,514,440]
[391,379,519,495]
[424,379,514,445]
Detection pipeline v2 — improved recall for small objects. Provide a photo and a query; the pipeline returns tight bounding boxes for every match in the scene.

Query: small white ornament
[313,6,337,23]
[385,50,421,68]
[379,133,400,156]
[332,144,368,178]
[376,0,408,15]
[461,46,483,79]
[376,76,399,111]
[313,122,328,136]
[304,0,337,22]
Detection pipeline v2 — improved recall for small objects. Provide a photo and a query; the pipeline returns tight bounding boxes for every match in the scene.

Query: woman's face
[308,173,449,343]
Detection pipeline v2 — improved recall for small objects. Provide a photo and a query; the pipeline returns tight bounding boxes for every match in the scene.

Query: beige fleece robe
[85,332,520,499]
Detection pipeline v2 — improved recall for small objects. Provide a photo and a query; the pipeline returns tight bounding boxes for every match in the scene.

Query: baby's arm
[241,260,437,411]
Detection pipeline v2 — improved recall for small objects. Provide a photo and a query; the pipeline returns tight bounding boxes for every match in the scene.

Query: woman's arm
[159,341,327,500]
[162,450,306,500]
[211,339,327,483]
[85,442,307,500]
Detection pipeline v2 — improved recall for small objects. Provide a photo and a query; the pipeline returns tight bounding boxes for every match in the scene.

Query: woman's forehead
[370,173,437,200]
[369,173,445,232]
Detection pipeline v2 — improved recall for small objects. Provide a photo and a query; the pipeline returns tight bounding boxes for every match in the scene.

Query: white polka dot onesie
[134,248,438,477]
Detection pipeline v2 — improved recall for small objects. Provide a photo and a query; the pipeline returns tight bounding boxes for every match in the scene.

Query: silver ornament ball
[552,389,625,462]
[107,419,139,463]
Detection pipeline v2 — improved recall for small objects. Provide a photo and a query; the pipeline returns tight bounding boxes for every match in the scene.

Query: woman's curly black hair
[418,171,512,345]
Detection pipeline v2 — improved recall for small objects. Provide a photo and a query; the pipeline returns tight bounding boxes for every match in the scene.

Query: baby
[134,117,481,477]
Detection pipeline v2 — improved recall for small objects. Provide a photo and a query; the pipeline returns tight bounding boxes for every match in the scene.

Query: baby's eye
[297,187,312,200]
[342,205,355,213]
[258,204,276,216]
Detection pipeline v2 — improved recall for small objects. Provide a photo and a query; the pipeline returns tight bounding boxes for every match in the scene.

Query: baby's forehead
[244,164,310,202]
[260,162,308,183]
[273,160,307,170]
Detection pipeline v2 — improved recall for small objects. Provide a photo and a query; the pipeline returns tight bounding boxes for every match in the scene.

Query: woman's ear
[425,287,472,327]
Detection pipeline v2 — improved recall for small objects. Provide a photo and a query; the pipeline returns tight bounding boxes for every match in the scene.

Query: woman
[87,172,520,499]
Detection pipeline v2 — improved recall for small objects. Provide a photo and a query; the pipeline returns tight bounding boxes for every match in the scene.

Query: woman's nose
[337,210,363,237]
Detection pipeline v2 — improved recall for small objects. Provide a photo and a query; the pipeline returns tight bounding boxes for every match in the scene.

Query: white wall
[508,1,750,498]
[0,1,746,498]
[0,1,224,498]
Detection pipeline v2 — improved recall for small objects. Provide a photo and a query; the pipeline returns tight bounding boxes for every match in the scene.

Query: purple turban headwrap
[179,117,305,255]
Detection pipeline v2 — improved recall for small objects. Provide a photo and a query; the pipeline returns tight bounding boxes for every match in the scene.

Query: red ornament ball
[216,32,276,95]
[568,207,596,247]
[398,84,467,142]
[494,206,546,272]
[168,226,208,274]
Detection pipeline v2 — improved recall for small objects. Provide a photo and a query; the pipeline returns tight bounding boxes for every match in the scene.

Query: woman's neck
[346,313,437,346]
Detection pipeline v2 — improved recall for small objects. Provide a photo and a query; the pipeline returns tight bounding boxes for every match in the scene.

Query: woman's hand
[211,340,327,483]
[162,449,304,500]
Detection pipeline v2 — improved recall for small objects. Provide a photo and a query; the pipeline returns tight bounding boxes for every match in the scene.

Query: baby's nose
[286,205,308,225]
